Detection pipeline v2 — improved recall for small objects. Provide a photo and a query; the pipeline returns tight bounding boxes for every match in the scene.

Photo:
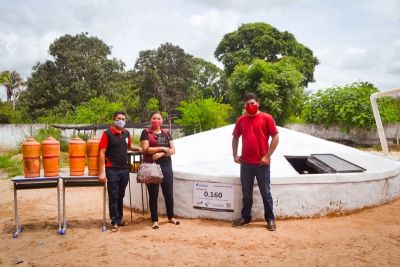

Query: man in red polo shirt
[99,111,140,232]
[232,93,279,231]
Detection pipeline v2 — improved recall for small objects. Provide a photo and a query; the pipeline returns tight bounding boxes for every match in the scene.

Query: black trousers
[146,164,174,222]
[106,169,129,225]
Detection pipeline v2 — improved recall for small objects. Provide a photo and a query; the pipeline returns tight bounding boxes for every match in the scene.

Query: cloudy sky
[1,0,399,100]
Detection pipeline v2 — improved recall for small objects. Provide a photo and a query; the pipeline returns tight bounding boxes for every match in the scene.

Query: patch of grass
[59,151,69,168]
[0,151,23,178]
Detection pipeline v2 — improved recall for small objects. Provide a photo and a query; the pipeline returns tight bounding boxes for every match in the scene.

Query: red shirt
[232,112,278,165]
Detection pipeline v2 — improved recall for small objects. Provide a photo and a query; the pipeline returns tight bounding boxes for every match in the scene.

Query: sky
[1,0,399,100]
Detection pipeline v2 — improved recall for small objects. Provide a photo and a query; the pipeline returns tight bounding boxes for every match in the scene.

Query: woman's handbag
[136,163,164,184]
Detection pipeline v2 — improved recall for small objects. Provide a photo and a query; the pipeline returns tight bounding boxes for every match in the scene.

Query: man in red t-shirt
[98,111,140,232]
[232,93,279,231]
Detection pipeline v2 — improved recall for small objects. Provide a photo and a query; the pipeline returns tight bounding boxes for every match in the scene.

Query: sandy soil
[0,174,399,267]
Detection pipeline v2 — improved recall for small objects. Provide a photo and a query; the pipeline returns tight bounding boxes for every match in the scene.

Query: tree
[175,98,231,134]
[0,70,26,109]
[301,82,400,130]
[214,22,318,86]
[229,58,305,125]
[134,43,227,122]
[22,33,129,120]
[134,43,198,122]
[0,102,24,123]
[37,97,124,124]
[192,58,228,102]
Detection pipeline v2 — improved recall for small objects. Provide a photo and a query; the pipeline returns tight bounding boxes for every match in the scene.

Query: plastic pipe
[370,88,400,156]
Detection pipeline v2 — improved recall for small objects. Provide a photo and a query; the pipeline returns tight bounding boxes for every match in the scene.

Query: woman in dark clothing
[140,111,179,229]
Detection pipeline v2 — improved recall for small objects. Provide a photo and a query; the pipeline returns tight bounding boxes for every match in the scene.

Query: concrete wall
[286,123,400,146]
[0,124,46,150]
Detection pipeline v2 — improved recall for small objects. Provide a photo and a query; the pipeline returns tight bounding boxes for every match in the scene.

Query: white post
[370,88,400,156]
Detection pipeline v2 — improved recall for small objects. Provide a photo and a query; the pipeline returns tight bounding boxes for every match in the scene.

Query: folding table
[59,176,106,235]
[11,176,61,238]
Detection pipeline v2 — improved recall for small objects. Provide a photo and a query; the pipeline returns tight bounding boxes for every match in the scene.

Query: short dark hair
[243,92,258,102]
[113,111,127,120]
[150,111,163,118]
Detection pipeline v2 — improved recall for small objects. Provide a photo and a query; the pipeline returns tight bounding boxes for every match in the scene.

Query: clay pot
[69,136,86,176]
[42,136,60,177]
[87,136,100,176]
[22,137,40,178]
[130,162,140,173]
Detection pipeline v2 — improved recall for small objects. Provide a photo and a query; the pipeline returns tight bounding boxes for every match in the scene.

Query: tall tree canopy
[22,33,131,120]
[229,58,306,126]
[134,42,226,121]
[214,22,318,86]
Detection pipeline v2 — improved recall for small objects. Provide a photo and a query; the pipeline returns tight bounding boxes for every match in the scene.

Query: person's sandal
[110,224,119,232]
[169,218,180,225]
[152,222,159,229]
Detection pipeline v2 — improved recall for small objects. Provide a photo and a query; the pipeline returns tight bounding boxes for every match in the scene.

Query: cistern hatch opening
[285,154,366,174]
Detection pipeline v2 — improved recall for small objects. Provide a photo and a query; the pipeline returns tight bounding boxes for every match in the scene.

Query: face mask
[151,120,162,128]
[114,120,125,129]
[245,104,259,115]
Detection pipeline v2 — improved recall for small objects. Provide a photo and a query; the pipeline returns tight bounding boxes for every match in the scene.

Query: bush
[301,82,400,131]
[0,151,23,178]
[175,98,231,134]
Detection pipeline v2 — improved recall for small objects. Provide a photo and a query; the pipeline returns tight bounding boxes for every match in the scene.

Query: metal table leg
[57,179,61,234]
[128,177,133,222]
[141,184,145,215]
[102,181,107,232]
[59,180,67,235]
[13,183,23,238]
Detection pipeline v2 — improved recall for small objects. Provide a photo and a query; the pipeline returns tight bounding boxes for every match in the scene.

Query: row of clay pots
[22,136,100,178]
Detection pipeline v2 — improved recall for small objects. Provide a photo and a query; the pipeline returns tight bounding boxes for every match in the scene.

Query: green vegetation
[214,22,318,86]
[175,98,231,134]
[134,42,227,123]
[20,33,132,120]
[0,151,23,178]
[301,82,400,131]
[228,58,306,125]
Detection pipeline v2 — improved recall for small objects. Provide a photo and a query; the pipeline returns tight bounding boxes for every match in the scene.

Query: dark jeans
[240,163,274,221]
[147,164,174,222]
[106,169,129,225]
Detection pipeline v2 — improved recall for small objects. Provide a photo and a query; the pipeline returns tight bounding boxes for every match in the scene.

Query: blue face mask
[114,120,126,129]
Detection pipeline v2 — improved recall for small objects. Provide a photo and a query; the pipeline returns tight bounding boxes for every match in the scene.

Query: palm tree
[0,70,26,109]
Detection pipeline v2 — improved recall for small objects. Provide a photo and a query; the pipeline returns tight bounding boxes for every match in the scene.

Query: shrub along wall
[286,123,400,146]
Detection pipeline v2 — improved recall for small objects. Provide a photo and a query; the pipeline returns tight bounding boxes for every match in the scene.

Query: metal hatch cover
[309,154,366,173]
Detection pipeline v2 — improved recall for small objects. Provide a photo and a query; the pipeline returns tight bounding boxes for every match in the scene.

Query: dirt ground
[0,173,399,267]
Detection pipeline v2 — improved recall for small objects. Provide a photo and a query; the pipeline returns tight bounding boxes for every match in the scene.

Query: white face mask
[114,120,126,129]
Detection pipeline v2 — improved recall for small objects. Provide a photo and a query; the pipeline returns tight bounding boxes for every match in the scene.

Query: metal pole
[141,184,145,215]
[57,178,61,233]
[102,180,107,232]
[13,183,20,238]
[62,180,67,231]
[128,176,133,222]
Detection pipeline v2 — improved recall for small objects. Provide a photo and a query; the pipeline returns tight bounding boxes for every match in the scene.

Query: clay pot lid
[42,136,60,144]
[87,136,100,143]
[69,136,86,144]
[23,137,40,145]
